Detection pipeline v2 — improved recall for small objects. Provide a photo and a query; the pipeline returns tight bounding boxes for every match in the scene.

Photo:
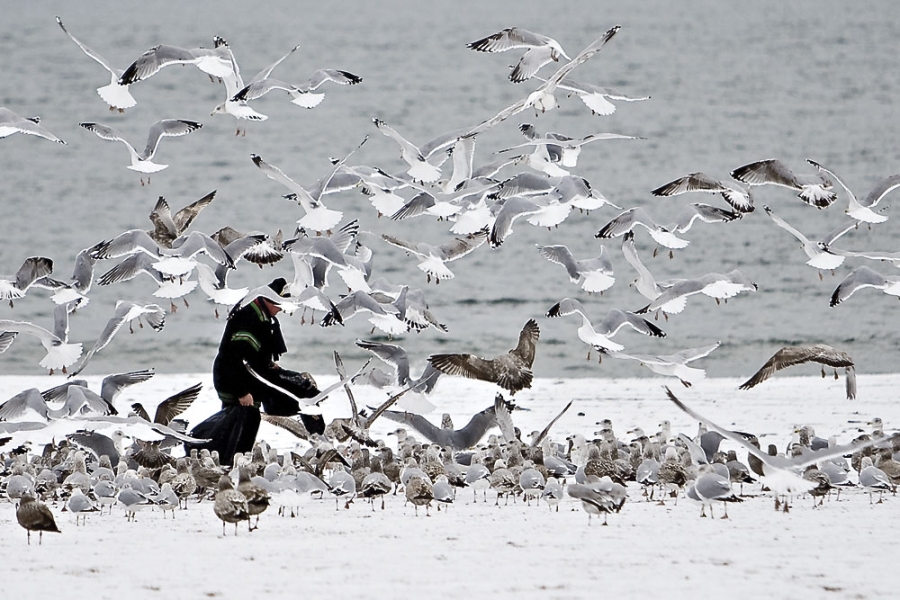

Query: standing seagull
[429,319,540,395]
[0,107,66,144]
[739,344,856,400]
[467,28,570,83]
[16,490,60,545]
[731,158,837,208]
[79,119,202,184]
[56,16,136,111]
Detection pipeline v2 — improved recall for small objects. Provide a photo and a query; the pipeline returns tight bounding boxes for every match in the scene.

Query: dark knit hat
[267,277,289,297]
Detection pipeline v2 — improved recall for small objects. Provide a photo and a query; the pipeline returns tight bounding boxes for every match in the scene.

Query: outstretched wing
[510,318,540,367]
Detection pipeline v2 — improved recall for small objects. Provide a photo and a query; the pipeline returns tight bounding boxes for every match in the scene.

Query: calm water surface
[1,1,898,382]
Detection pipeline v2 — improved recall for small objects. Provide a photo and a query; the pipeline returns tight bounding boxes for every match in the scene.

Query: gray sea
[1,0,898,381]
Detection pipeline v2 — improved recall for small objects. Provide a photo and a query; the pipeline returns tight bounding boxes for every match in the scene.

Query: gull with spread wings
[739,344,856,400]
[429,319,540,396]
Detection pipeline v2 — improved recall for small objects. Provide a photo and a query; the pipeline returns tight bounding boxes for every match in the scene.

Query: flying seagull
[429,319,540,395]
[739,344,856,400]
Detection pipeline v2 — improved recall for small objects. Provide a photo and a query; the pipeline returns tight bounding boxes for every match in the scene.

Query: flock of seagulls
[1,17,899,540]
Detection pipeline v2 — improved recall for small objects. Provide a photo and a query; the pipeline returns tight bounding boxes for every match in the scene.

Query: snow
[0,372,896,599]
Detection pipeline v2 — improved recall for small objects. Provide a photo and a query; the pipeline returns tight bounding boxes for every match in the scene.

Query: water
[1,1,898,381]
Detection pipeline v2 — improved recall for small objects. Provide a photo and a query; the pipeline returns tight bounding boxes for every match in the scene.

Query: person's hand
[238,393,254,407]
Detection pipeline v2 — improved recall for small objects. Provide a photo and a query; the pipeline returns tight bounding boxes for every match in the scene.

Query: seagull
[355,339,442,395]
[664,203,742,233]
[635,270,757,315]
[210,40,300,134]
[651,172,755,213]
[213,475,250,534]
[620,232,685,316]
[686,469,742,518]
[603,342,721,387]
[95,252,198,312]
[232,68,362,109]
[665,387,889,510]
[567,476,626,525]
[117,39,235,85]
[16,490,60,544]
[739,344,856,400]
[381,229,488,283]
[536,244,615,293]
[42,369,155,419]
[0,256,54,307]
[320,290,405,336]
[499,124,640,168]
[595,207,689,256]
[378,396,514,450]
[429,319,540,395]
[250,140,368,232]
[0,107,66,144]
[146,191,217,248]
[92,228,233,280]
[553,78,650,116]
[0,301,83,374]
[466,28,570,83]
[830,265,900,306]
[547,298,665,359]
[372,118,444,183]
[806,160,899,225]
[55,16,135,111]
[130,382,200,428]
[68,301,166,377]
[79,120,202,183]
[763,205,854,277]
[465,25,621,135]
[33,243,105,306]
[731,158,837,208]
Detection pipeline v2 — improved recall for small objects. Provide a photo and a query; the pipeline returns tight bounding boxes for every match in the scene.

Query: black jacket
[212,299,287,406]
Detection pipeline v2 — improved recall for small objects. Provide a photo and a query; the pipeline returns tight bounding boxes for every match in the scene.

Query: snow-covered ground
[0,372,896,600]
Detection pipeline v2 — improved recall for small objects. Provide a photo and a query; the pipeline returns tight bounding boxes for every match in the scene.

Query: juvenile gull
[738,344,856,400]
[214,475,250,535]
[651,172,754,213]
[79,120,202,183]
[147,191,217,248]
[56,16,135,111]
[16,490,60,544]
[429,319,540,395]
[730,158,836,208]
[466,28,570,83]
[0,107,66,144]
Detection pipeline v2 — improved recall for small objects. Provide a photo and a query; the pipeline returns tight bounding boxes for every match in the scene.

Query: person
[189,278,320,465]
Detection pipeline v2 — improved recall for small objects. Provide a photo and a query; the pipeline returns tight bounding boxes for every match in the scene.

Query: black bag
[184,405,261,466]
[260,369,320,416]
[259,369,326,436]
